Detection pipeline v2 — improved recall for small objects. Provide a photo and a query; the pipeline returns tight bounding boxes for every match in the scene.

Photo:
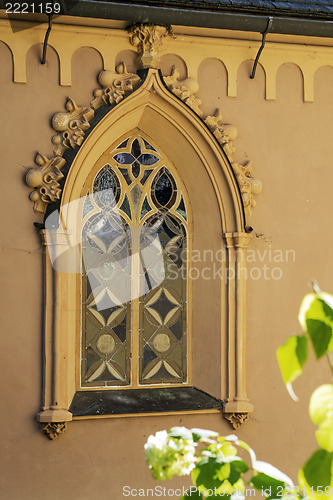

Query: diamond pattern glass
[81,134,188,387]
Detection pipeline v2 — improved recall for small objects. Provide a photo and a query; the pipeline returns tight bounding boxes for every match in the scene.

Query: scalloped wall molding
[1,17,333,101]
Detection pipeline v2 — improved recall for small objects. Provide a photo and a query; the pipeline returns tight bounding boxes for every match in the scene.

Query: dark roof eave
[64,0,333,38]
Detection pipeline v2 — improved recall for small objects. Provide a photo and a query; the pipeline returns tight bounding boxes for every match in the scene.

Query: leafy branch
[145,427,299,499]
[277,286,333,499]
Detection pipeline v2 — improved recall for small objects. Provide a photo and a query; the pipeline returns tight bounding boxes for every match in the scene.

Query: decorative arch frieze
[25,24,260,435]
[1,17,330,102]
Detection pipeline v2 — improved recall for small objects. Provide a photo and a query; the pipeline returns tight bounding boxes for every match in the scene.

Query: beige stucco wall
[0,15,332,499]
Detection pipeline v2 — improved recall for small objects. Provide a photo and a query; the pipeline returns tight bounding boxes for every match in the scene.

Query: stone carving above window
[129,24,173,69]
[205,110,238,160]
[231,162,262,219]
[52,98,94,157]
[26,154,66,213]
[25,63,141,214]
[126,23,262,220]
[91,63,141,110]
[164,66,203,117]
[25,29,262,221]
[205,109,262,219]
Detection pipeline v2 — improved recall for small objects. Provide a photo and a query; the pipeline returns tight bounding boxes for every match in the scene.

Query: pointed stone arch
[61,68,245,233]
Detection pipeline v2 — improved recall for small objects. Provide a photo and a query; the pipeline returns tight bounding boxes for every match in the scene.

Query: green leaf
[299,294,333,359]
[299,293,316,331]
[191,428,219,443]
[217,436,237,457]
[253,461,293,488]
[309,384,333,426]
[316,414,333,452]
[192,457,229,490]
[226,460,249,485]
[250,472,285,498]
[226,468,240,486]
[169,427,193,440]
[307,319,332,358]
[277,335,308,385]
[303,449,333,488]
[231,459,249,473]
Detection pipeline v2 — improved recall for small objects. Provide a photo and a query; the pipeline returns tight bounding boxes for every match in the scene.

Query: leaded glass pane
[139,210,187,384]
[81,133,188,388]
[81,168,131,387]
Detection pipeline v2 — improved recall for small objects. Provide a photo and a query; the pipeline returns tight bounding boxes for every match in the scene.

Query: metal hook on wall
[41,13,53,65]
[250,17,273,79]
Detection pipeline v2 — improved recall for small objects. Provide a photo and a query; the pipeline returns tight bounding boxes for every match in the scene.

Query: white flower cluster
[144,429,197,481]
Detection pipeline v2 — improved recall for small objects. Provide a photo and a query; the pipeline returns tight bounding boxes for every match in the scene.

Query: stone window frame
[26,65,259,438]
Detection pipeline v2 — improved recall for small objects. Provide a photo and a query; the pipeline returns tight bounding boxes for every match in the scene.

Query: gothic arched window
[80,133,189,389]
[34,68,254,433]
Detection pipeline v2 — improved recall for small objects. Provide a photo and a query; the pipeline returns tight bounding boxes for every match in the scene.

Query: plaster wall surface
[0,21,332,499]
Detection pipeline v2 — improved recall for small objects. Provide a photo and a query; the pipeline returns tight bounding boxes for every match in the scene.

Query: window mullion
[131,225,141,388]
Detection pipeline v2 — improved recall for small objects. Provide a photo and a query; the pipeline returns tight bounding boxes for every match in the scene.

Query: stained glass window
[81,134,188,388]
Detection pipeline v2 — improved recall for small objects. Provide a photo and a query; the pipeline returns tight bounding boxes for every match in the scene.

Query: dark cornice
[1,0,332,38]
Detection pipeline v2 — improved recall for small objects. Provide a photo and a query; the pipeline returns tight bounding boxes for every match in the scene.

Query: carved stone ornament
[129,23,173,69]
[52,97,94,157]
[26,35,261,221]
[40,421,68,440]
[205,109,262,219]
[91,62,141,110]
[26,153,66,213]
[232,161,262,219]
[26,63,140,214]
[164,66,203,117]
[224,412,249,429]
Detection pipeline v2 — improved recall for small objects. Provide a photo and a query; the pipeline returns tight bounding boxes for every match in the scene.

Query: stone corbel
[223,232,254,428]
[40,422,68,440]
[224,412,250,430]
[129,23,173,69]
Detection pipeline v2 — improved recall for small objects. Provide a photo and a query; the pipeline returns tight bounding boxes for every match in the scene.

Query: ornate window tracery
[80,134,189,388]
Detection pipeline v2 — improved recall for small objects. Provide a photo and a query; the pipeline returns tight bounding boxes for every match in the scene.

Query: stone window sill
[69,386,222,418]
